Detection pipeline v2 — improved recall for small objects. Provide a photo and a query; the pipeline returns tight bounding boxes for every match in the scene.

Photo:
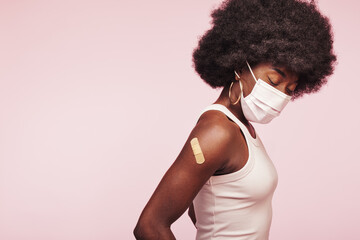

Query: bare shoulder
[185,110,238,167]
[195,109,238,139]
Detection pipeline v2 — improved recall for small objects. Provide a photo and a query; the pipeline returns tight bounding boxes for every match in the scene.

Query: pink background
[0,0,359,239]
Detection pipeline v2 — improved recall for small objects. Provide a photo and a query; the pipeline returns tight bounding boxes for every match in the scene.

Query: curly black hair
[192,0,336,98]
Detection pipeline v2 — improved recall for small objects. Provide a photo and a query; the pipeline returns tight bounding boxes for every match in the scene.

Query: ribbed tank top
[193,104,278,240]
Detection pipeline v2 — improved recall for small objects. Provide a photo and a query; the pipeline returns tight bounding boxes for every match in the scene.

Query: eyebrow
[271,68,286,78]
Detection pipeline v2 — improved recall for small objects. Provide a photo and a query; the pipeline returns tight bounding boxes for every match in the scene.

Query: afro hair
[192,0,336,98]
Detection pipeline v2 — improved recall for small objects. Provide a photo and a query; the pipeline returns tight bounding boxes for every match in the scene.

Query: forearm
[188,204,196,227]
[188,213,196,227]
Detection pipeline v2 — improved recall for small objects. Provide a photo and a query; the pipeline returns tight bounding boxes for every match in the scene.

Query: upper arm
[137,119,234,227]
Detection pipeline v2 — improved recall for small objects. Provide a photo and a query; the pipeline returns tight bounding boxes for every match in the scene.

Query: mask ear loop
[246,61,258,83]
[234,70,243,92]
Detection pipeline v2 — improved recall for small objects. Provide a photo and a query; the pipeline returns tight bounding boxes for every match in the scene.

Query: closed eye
[286,88,294,96]
[267,76,279,86]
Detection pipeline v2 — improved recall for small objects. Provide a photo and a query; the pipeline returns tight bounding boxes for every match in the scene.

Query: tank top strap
[198,104,258,144]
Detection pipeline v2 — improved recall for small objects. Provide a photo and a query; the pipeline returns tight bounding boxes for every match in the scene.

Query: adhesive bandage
[190,137,205,164]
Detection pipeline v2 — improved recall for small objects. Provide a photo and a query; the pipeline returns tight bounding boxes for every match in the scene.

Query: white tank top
[193,104,278,240]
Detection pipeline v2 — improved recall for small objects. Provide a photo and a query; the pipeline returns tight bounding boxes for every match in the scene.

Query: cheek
[242,80,256,97]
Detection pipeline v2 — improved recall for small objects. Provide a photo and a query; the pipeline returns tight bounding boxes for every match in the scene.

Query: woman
[134,0,336,239]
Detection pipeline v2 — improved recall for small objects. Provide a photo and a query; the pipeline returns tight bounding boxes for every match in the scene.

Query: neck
[213,84,250,127]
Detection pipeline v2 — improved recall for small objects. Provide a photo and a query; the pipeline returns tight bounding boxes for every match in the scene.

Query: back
[193,104,278,240]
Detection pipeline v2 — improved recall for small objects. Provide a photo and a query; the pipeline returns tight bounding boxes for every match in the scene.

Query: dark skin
[133,62,298,240]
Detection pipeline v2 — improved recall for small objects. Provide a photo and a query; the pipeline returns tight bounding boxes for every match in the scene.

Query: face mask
[236,61,291,124]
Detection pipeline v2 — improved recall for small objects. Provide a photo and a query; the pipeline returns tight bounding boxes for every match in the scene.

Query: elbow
[133,218,158,240]
[133,223,141,239]
[133,222,148,240]
[134,217,174,240]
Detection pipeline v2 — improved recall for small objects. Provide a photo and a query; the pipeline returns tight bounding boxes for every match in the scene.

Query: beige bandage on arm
[190,137,205,164]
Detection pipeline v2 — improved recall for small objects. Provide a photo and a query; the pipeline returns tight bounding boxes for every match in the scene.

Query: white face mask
[236,61,291,124]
